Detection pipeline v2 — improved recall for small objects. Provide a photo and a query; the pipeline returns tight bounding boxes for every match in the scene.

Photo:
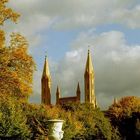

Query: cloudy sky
[5,0,140,109]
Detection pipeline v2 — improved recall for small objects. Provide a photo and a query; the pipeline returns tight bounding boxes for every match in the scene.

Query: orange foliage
[0,0,20,25]
[0,30,5,48]
[0,32,35,100]
[119,96,140,109]
[108,96,140,119]
[0,1,35,100]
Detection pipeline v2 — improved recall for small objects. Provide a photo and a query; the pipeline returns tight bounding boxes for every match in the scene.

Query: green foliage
[0,95,30,139]
[22,104,64,139]
[61,103,114,140]
[23,103,117,140]
[22,104,48,139]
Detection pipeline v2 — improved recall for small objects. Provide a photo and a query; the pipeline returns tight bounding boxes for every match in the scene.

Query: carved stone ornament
[47,119,64,140]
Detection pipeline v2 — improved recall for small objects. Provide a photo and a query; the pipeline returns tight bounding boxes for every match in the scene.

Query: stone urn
[47,119,64,140]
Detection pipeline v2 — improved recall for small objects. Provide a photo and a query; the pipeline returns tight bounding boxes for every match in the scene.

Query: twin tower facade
[41,50,97,108]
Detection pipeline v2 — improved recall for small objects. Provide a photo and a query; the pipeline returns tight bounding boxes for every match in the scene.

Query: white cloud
[7,0,140,36]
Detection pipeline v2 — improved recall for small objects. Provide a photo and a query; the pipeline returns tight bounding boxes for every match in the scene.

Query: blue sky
[45,24,140,60]
[33,23,140,70]
[6,0,140,108]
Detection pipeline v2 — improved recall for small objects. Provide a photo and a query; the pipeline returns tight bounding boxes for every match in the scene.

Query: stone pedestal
[47,119,64,140]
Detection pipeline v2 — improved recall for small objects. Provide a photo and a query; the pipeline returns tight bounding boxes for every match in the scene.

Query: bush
[0,95,30,139]
[61,103,114,140]
[21,102,121,140]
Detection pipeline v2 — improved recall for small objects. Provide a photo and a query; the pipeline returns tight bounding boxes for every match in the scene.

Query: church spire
[56,85,61,105]
[42,56,51,78]
[41,56,51,105]
[85,49,94,74]
[84,49,96,107]
[76,82,81,102]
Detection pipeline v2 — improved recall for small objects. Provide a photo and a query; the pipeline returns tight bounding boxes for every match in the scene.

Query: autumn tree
[0,0,19,25]
[0,33,35,100]
[0,0,35,100]
[0,1,36,138]
[107,96,140,120]
[107,96,140,140]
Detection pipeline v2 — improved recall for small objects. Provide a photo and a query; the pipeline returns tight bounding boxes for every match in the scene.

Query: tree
[0,0,19,25]
[107,96,140,140]
[107,96,140,120]
[0,32,35,100]
[0,1,36,139]
[0,0,35,100]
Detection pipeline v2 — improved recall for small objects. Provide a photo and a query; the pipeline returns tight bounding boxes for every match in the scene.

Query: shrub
[0,95,30,139]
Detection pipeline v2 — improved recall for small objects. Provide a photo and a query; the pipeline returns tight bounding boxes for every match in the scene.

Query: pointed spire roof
[42,56,51,78]
[76,82,80,92]
[85,49,94,74]
[56,85,60,96]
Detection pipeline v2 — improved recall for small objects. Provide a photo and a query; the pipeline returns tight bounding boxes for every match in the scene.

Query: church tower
[41,56,51,105]
[84,50,96,107]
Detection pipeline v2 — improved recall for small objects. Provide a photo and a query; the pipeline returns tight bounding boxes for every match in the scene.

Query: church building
[41,50,97,107]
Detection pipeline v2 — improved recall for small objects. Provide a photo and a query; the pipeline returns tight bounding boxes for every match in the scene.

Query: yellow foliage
[0,0,20,25]
[0,32,35,100]
[119,96,140,109]
[108,96,140,119]
[0,30,5,48]
[0,0,35,101]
